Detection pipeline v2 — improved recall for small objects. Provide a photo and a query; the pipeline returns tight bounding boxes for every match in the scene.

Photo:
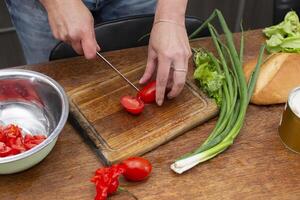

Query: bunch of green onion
[170,9,265,174]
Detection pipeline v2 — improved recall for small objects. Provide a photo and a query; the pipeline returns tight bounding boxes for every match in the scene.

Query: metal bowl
[0,69,69,174]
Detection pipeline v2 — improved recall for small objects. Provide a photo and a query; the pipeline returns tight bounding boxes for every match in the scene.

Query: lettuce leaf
[263,11,300,53]
[193,49,224,106]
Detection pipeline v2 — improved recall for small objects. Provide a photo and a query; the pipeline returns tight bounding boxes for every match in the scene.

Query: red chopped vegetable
[120,96,144,115]
[0,124,47,158]
[0,142,13,157]
[137,81,156,104]
[91,157,152,200]
[120,81,157,115]
[3,124,22,139]
[91,164,126,200]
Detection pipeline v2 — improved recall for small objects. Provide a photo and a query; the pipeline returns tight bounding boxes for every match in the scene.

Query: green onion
[171,9,265,174]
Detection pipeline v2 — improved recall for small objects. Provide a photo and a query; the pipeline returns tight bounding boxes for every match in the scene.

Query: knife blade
[96,52,140,92]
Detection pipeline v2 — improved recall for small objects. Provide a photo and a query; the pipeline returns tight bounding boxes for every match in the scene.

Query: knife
[96,52,140,92]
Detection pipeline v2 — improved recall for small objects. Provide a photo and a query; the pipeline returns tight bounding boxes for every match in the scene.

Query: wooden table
[1,30,300,200]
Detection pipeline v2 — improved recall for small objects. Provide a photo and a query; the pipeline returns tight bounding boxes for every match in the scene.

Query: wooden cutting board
[68,63,218,165]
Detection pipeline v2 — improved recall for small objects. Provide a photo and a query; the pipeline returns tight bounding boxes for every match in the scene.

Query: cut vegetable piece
[120,96,145,115]
[0,124,47,158]
[0,142,12,157]
[137,81,156,104]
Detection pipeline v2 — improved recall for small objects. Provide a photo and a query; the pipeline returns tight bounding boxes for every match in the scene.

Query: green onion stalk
[171,9,265,174]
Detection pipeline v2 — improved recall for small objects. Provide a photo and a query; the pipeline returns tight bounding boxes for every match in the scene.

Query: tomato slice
[24,142,38,150]
[10,137,26,154]
[0,142,13,157]
[32,135,47,141]
[0,129,7,143]
[24,134,33,143]
[24,134,46,150]
[3,124,22,139]
[120,96,144,115]
[137,81,156,104]
[0,125,47,158]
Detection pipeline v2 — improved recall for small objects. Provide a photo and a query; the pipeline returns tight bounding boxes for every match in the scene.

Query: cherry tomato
[121,157,152,181]
[137,81,156,104]
[120,96,144,115]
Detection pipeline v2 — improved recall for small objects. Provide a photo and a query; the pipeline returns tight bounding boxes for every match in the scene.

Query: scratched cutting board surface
[68,64,218,165]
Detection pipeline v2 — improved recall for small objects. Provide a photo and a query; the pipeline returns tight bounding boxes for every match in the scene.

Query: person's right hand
[40,0,99,59]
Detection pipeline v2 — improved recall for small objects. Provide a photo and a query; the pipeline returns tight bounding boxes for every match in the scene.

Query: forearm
[154,0,188,25]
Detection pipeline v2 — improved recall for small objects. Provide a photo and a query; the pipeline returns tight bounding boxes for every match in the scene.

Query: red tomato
[107,179,119,195]
[120,96,144,115]
[24,134,33,143]
[3,124,22,139]
[0,129,7,143]
[10,137,26,154]
[0,142,12,157]
[137,81,156,104]
[24,134,46,150]
[0,124,47,158]
[25,134,46,144]
[121,157,152,181]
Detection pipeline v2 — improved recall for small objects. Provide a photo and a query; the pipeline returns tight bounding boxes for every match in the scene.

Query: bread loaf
[244,53,300,105]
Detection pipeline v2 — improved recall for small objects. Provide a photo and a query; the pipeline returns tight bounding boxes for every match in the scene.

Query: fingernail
[167,94,174,99]
[157,99,163,106]
[139,78,144,84]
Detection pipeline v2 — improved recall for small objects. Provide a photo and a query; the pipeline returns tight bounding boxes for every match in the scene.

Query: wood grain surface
[68,60,217,164]
[0,30,300,200]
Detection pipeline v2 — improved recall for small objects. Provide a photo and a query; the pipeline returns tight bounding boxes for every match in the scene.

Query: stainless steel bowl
[0,69,69,174]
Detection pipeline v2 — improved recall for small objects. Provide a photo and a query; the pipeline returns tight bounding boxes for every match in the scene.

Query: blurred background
[0,0,299,68]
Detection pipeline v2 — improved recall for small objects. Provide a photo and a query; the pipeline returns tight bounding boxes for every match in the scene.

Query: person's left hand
[139,21,192,106]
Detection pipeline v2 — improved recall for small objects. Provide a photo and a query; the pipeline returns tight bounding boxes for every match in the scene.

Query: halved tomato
[120,96,145,115]
[137,81,156,104]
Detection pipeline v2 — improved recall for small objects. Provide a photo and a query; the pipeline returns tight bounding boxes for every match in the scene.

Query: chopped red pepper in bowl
[0,124,47,158]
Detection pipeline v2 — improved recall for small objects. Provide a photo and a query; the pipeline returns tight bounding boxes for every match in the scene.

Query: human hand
[139,21,191,106]
[40,0,99,59]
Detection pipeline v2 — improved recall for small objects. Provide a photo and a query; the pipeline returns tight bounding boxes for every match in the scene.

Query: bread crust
[244,53,300,105]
